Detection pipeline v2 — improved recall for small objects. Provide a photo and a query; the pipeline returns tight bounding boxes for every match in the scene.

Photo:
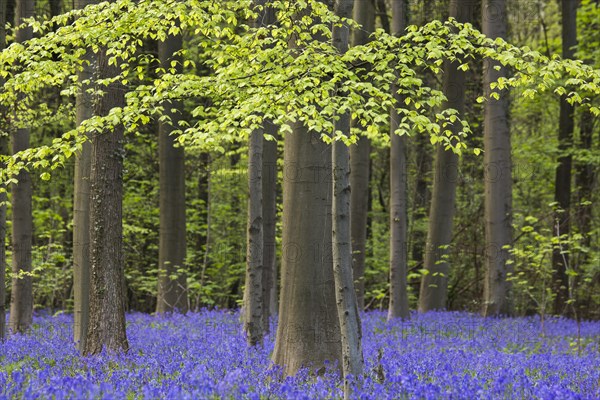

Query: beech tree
[156,33,188,314]
[73,0,95,349]
[0,0,7,341]
[482,0,512,317]
[418,0,471,313]
[388,0,410,320]
[552,0,578,315]
[9,0,34,334]
[349,0,374,310]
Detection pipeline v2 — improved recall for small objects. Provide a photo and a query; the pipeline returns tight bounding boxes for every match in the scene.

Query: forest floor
[1,310,599,399]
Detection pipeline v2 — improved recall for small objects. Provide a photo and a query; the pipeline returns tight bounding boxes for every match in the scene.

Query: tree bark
[0,0,7,342]
[349,0,374,312]
[332,0,363,397]
[482,0,513,317]
[9,0,34,335]
[418,0,470,313]
[552,0,577,315]
[388,0,410,320]
[156,34,188,314]
[73,0,96,349]
[273,119,341,374]
[261,121,278,333]
[82,47,129,355]
[243,127,264,346]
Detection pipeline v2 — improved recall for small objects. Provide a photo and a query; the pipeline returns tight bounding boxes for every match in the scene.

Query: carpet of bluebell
[0,310,599,399]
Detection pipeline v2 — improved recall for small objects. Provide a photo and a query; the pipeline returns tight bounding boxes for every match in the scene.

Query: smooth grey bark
[272,2,341,375]
[0,0,7,342]
[332,0,363,397]
[418,0,469,313]
[482,0,513,317]
[349,0,374,311]
[9,0,34,335]
[262,121,278,332]
[82,47,128,355]
[156,34,188,314]
[73,0,96,349]
[388,0,410,320]
[243,127,264,346]
[272,118,341,374]
[552,0,577,315]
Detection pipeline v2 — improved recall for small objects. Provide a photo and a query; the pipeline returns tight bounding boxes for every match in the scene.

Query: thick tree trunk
[552,0,577,315]
[349,0,374,312]
[332,0,363,397]
[243,127,264,346]
[272,119,341,374]
[82,47,129,355]
[156,34,188,314]
[482,0,512,317]
[418,0,469,313]
[9,0,34,335]
[73,0,96,349]
[388,0,410,320]
[261,121,278,333]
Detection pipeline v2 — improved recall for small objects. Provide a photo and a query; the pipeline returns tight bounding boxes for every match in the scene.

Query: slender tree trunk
[332,0,363,397]
[9,0,34,335]
[418,0,470,313]
[0,0,7,342]
[349,0,374,312]
[262,121,278,333]
[552,0,577,315]
[82,47,128,355]
[73,0,96,349]
[156,34,188,314]
[411,0,434,265]
[482,0,513,317]
[388,0,410,320]
[244,126,264,346]
[273,118,341,374]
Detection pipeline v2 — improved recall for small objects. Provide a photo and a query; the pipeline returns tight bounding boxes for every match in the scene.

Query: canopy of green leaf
[0,0,599,186]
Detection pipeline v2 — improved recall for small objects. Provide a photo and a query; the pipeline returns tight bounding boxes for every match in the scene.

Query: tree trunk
[156,34,188,314]
[349,0,374,312]
[552,0,577,315]
[82,47,129,355]
[332,0,363,397]
[9,0,34,335]
[388,0,410,320]
[0,0,7,342]
[73,0,96,349]
[272,119,341,374]
[272,1,342,375]
[418,0,470,313]
[243,127,264,346]
[262,121,278,333]
[482,0,513,317]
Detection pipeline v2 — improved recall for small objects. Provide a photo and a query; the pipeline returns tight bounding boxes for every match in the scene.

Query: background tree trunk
[418,0,470,313]
[332,0,363,397]
[388,0,410,320]
[73,0,96,349]
[243,127,263,346]
[552,0,577,315]
[482,0,513,317]
[156,34,188,314]
[9,0,35,335]
[261,121,278,333]
[83,47,129,355]
[349,0,374,312]
[0,0,8,342]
